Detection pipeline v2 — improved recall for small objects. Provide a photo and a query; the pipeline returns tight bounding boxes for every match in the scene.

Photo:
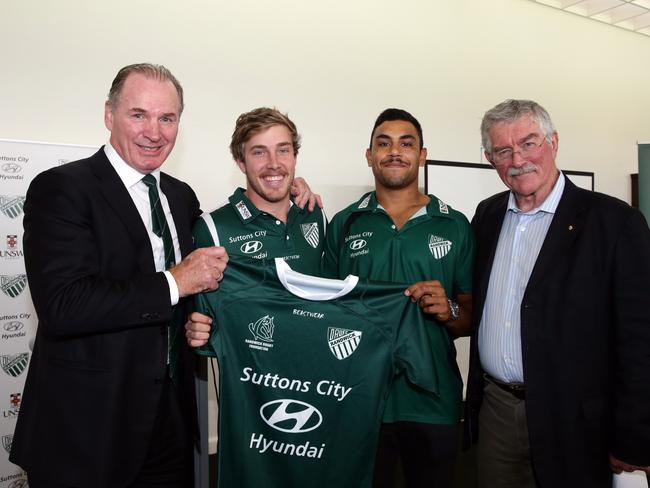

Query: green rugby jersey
[322,191,475,425]
[195,257,438,488]
[193,187,325,274]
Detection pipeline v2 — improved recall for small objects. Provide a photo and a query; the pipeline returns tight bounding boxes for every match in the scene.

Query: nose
[511,148,526,165]
[143,119,161,141]
[267,151,280,169]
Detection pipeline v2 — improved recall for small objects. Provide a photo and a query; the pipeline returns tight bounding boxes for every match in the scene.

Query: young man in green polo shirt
[322,108,475,488]
[186,107,325,343]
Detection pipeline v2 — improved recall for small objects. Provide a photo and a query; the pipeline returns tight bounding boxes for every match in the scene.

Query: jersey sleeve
[321,212,344,278]
[193,290,219,357]
[452,212,476,295]
[192,213,218,248]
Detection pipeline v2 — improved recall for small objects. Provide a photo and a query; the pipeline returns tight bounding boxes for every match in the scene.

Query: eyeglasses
[491,139,546,164]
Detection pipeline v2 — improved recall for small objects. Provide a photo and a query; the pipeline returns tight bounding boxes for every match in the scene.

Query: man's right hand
[170,246,228,297]
[185,311,213,347]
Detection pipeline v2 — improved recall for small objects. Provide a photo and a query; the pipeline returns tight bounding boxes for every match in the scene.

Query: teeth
[264,175,283,181]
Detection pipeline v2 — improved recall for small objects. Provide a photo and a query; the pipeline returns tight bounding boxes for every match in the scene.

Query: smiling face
[236,124,296,208]
[104,73,181,174]
[486,114,560,211]
[366,119,427,191]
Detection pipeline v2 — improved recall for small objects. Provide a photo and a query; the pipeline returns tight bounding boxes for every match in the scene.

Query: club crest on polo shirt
[235,200,252,220]
[301,222,320,249]
[0,195,25,219]
[438,199,449,215]
[428,235,452,259]
[357,194,371,209]
[327,327,362,360]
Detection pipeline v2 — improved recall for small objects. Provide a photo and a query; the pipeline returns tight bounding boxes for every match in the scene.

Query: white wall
[3,0,650,213]
[3,0,650,451]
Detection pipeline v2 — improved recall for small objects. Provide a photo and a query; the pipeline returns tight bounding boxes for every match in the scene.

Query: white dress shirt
[104,144,181,305]
[478,172,565,383]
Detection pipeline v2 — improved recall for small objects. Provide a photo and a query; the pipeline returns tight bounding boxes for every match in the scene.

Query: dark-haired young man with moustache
[323,108,475,488]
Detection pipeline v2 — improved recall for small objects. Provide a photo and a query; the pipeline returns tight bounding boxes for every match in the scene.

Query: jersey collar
[229,187,297,224]
[351,191,454,221]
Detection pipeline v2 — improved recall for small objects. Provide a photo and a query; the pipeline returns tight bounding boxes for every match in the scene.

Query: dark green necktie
[142,174,180,382]
[142,174,176,270]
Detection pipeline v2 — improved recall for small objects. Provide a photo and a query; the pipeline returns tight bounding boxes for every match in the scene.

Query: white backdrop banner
[0,139,97,486]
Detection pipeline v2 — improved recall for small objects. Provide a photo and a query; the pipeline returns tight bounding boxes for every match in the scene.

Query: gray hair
[107,63,184,114]
[481,99,556,153]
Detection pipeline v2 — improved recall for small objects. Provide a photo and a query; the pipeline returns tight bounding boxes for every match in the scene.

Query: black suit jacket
[10,149,201,487]
[465,177,650,487]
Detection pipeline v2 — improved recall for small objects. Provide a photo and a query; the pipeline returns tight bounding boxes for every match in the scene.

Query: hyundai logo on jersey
[260,399,322,433]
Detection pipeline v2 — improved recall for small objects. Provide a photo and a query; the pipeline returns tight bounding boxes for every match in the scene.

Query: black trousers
[372,421,460,488]
[29,377,193,488]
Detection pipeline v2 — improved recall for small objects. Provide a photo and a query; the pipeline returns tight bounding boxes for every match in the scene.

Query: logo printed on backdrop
[8,478,29,488]
[3,393,21,419]
[428,235,452,260]
[2,321,26,341]
[0,236,23,260]
[6,235,17,250]
[300,223,319,249]
[0,163,22,174]
[0,196,25,219]
[1,434,12,454]
[246,315,275,352]
[0,353,29,377]
[259,399,323,433]
[327,327,362,360]
[0,275,27,298]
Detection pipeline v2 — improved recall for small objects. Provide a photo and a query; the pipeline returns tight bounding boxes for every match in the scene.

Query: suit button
[142,313,152,320]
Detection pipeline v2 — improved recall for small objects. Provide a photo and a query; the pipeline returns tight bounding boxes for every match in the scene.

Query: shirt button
[286,236,290,240]
[275,220,281,225]
[391,224,396,229]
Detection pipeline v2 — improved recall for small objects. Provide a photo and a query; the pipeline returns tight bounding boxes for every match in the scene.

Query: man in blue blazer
[9,64,229,487]
[465,99,650,487]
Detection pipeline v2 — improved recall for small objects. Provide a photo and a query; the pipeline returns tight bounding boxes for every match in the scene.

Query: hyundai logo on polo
[349,239,366,251]
[241,240,263,254]
[260,399,322,433]
[3,321,23,332]
[1,164,22,174]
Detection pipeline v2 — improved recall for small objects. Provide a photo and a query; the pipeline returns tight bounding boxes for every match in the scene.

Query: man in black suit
[9,63,229,487]
[465,99,650,487]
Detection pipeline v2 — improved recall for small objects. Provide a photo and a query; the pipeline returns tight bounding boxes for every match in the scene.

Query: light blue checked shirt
[478,172,565,383]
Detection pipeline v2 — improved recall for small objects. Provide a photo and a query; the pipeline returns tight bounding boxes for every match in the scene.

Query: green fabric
[322,191,475,424]
[142,174,175,269]
[142,174,179,381]
[194,257,438,488]
[193,187,325,275]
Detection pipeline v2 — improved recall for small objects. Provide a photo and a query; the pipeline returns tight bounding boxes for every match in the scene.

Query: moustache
[381,157,407,165]
[507,164,537,177]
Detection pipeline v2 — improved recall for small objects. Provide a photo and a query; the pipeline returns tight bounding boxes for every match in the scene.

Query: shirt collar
[507,171,565,215]
[354,191,453,220]
[104,143,161,189]
[228,187,296,224]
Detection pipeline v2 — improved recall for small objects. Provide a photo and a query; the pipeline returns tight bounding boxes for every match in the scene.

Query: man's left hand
[405,280,451,321]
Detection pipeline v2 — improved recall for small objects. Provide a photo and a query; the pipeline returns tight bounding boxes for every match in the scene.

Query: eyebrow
[493,132,539,150]
[375,134,417,142]
[128,107,178,118]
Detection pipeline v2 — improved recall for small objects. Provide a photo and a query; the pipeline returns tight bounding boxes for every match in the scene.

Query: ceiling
[528,0,650,37]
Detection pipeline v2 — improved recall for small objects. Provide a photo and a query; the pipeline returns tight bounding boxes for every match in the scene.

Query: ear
[365,148,372,167]
[418,147,427,167]
[484,151,495,168]
[104,102,113,131]
[550,132,559,158]
[235,159,247,174]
